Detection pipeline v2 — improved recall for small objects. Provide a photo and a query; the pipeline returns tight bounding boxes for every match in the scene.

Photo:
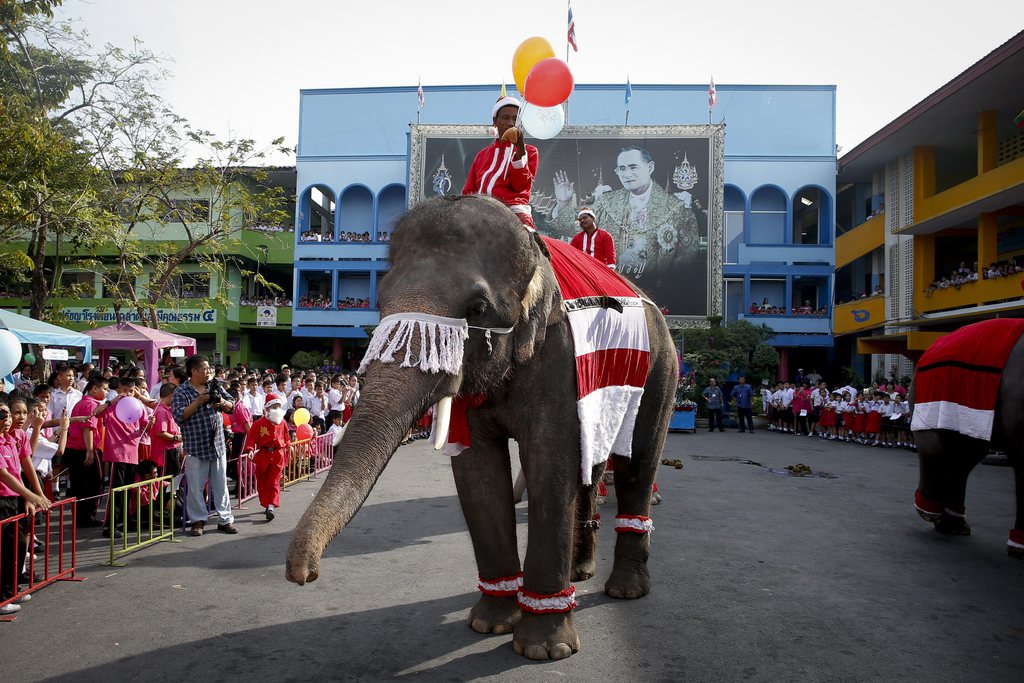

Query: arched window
[338,185,374,243]
[792,186,832,245]
[297,185,336,242]
[723,185,746,264]
[376,185,406,243]
[749,186,787,244]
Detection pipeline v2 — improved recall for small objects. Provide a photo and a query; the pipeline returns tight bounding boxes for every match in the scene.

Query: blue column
[785,276,793,314]
[332,270,340,309]
[370,269,379,309]
[743,275,751,314]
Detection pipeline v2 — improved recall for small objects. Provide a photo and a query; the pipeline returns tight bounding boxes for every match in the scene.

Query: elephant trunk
[286,366,448,585]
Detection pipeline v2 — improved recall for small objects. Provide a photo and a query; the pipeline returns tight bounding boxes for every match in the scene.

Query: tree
[680,317,780,394]
[1,6,163,320]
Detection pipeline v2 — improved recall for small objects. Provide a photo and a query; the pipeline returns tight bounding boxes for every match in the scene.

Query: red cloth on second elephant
[911,318,1024,440]
[448,236,650,485]
[244,417,291,508]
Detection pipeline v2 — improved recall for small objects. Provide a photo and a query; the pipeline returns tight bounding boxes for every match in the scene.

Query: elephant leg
[512,440,581,661]
[571,461,605,582]
[915,430,946,522]
[450,438,522,635]
[935,433,987,536]
[1008,447,1024,558]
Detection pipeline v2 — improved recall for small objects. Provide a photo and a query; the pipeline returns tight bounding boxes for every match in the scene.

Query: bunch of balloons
[293,408,315,441]
[511,37,574,140]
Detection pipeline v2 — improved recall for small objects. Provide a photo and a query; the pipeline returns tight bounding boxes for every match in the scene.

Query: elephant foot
[934,514,971,536]
[469,594,521,635]
[512,611,580,660]
[605,564,651,599]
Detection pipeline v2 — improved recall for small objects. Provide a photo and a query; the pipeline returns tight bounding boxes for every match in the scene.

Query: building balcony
[292,308,380,328]
[918,273,1024,314]
[737,314,831,335]
[239,228,295,264]
[294,243,389,261]
[835,213,884,268]
[832,295,886,336]
[737,243,834,265]
[903,154,1024,235]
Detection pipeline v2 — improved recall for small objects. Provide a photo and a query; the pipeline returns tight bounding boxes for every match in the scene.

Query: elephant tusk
[433,396,453,451]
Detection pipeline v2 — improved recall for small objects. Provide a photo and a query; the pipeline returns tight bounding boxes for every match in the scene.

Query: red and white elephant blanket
[911,318,1024,440]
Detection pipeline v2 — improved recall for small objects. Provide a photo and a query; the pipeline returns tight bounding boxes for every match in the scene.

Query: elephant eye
[467,299,488,320]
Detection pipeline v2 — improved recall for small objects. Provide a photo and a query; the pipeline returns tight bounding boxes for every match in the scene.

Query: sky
[56,0,1023,165]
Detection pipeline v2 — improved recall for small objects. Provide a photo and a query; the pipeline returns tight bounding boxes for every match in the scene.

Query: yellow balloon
[293,407,311,426]
[512,36,556,98]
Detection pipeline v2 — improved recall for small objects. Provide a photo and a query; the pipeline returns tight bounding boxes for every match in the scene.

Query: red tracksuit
[570,228,617,267]
[462,140,539,229]
[244,417,290,508]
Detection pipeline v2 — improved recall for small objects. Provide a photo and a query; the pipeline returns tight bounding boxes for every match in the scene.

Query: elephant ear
[514,240,564,365]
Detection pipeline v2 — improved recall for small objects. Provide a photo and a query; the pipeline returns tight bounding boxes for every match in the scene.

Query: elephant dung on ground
[912,321,1024,556]
[286,196,678,660]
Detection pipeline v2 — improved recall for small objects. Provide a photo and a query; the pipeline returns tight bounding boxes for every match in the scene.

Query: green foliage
[680,318,780,392]
[290,350,328,371]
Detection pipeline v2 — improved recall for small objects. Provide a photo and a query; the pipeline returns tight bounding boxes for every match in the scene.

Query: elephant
[912,323,1024,556]
[286,195,678,660]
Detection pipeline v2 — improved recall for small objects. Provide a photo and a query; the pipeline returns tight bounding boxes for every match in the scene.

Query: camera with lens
[206,378,233,410]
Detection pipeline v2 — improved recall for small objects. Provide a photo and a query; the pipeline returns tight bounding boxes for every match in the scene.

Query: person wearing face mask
[243,394,291,521]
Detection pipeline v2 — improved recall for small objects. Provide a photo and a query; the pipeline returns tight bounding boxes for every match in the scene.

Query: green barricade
[104,474,178,566]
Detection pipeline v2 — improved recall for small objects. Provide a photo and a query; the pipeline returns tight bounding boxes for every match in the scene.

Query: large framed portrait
[408,124,724,326]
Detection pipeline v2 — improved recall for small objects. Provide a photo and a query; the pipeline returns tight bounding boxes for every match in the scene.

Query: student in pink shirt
[65,378,108,527]
[228,381,253,488]
[0,399,51,613]
[150,384,183,476]
[100,378,154,537]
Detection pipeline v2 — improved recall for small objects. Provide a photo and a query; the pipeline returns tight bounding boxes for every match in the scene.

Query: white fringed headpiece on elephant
[358,312,514,376]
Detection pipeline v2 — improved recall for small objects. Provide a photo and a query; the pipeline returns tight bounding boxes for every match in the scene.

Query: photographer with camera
[172,355,238,537]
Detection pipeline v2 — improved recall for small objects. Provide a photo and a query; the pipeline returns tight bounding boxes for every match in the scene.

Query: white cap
[576,207,596,221]
[491,96,522,118]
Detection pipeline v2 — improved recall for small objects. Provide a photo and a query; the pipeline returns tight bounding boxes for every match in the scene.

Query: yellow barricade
[281,439,312,489]
[105,474,178,566]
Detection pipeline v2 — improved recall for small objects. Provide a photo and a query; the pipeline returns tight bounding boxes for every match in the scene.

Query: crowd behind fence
[0,432,335,620]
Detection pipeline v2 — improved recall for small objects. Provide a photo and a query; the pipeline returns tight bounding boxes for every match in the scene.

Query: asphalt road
[5,429,1023,682]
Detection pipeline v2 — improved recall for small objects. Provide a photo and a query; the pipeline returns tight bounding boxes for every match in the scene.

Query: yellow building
[834,31,1024,382]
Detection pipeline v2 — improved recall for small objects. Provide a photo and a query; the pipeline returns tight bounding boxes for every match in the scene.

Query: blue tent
[0,309,93,360]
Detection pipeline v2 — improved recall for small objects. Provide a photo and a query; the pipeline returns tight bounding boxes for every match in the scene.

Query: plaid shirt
[172,382,226,461]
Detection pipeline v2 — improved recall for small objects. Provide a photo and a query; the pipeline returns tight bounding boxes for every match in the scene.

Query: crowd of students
[748,298,829,317]
[239,296,292,307]
[0,359,358,615]
[297,296,372,309]
[924,259,1022,296]
[759,379,914,449]
[297,230,391,243]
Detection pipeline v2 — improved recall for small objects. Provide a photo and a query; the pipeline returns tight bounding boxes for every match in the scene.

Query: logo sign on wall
[256,305,278,327]
[852,309,870,323]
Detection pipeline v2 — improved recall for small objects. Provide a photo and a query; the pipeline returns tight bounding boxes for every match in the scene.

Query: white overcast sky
[57,0,1022,165]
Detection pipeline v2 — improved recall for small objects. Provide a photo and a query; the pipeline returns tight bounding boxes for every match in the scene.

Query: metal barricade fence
[234,449,259,509]
[309,433,334,475]
[104,475,177,567]
[281,439,312,489]
[1,498,83,622]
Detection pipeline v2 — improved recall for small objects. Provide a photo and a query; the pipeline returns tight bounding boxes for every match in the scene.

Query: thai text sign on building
[61,307,217,325]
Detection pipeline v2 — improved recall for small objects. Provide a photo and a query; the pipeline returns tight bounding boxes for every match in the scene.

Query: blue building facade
[293,84,836,374]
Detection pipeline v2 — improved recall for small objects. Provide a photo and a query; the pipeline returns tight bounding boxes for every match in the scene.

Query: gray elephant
[286,196,678,660]
[911,318,1024,556]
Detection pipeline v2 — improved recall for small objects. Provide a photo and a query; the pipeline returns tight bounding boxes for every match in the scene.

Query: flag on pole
[567,3,578,52]
[417,78,425,111]
[625,77,632,109]
[708,77,717,110]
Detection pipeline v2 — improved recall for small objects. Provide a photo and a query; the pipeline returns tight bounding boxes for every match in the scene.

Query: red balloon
[523,58,574,107]
[295,423,315,441]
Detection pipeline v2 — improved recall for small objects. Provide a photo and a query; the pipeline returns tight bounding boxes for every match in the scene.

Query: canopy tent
[0,309,93,360]
[85,322,196,389]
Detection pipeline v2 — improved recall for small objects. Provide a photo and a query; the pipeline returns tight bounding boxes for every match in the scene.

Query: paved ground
[5,428,1023,682]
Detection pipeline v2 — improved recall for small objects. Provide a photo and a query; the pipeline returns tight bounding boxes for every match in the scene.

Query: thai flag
[625,78,632,108]
[567,4,578,52]
[708,77,717,110]
[417,79,425,110]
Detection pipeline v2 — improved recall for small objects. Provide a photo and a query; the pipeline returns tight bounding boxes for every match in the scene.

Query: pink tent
[85,322,197,390]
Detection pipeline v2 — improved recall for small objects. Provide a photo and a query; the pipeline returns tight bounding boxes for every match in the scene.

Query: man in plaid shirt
[172,355,238,536]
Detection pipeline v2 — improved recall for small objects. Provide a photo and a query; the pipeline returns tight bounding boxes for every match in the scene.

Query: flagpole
[565,0,571,125]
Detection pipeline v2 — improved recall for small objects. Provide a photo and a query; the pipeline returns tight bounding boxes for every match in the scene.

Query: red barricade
[1,498,83,621]
[309,433,334,475]
[234,450,259,509]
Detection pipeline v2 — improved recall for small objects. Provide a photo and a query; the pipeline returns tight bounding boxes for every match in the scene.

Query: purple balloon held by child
[115,396,144,423]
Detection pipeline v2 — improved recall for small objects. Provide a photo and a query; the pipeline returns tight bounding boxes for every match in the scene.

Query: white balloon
[0,329,22,377]
[520,102,565,140]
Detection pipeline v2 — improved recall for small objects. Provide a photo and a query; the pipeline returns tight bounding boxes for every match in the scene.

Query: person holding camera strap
[172,355,238,537]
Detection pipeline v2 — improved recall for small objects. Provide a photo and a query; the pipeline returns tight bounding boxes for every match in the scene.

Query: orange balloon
[512,37,556,97]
